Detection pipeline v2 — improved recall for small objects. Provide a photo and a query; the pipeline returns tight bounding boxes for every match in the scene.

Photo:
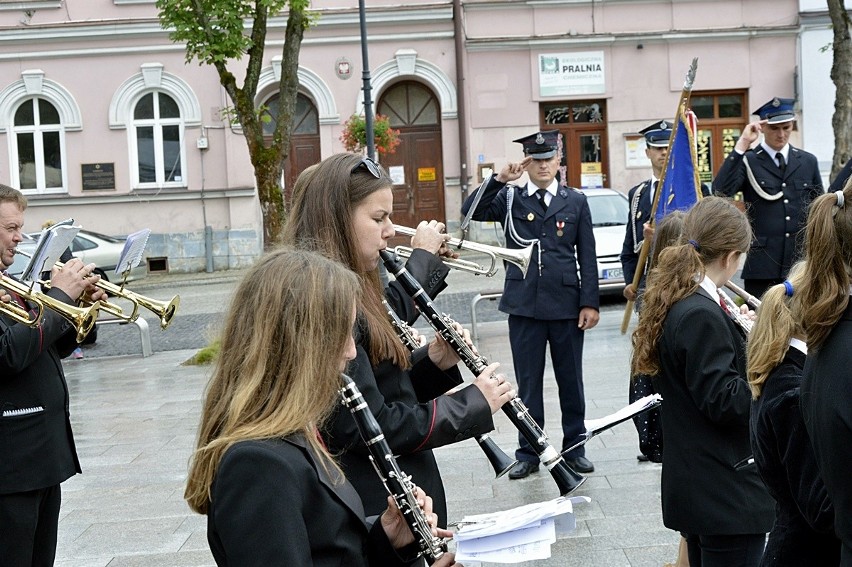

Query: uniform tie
[536,188,549,213]
[776,152,786,174]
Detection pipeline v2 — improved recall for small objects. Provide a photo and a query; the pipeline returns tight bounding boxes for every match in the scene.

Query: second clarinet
[380,250,585,496]
[340,373,447,564]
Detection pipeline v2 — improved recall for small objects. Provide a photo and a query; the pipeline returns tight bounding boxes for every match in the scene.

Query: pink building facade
[0,0,825,271]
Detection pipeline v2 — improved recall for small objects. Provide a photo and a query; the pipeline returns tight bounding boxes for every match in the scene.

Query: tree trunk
[828,0,852,181]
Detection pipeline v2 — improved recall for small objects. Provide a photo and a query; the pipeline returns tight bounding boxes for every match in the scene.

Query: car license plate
[603,268,623,280]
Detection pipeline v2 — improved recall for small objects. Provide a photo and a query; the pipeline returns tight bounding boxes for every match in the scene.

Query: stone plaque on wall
[81,163,115,190]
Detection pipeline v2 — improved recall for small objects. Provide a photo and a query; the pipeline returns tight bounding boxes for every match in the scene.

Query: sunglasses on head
[350,157,382,179]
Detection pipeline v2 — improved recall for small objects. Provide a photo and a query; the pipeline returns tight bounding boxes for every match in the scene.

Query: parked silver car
[581,188,629,294]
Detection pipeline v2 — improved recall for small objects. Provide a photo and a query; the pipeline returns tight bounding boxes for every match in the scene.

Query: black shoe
[508,461,539,479]
[566,456,594,473]
[637,454,650,462]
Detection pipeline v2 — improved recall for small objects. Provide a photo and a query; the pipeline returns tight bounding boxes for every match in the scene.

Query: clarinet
[380,250,585,496]
[339,373,447,564]
[382,300,518,478]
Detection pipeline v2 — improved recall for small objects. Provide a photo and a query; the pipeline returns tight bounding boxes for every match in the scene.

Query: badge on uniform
[527,212,535,221]
[556,220,565,237]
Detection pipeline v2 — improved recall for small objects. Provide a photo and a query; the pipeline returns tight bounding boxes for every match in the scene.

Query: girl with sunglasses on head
[796,184,852,565]
[282,153,515,527]
[632,196,774,567]
[747,263,839,566]
[184,247,461,566]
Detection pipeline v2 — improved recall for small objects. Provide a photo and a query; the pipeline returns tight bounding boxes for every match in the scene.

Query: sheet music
[583,394,662,436]
[114,228,151,276]
[21,224,80,283]
[453,496,589,563]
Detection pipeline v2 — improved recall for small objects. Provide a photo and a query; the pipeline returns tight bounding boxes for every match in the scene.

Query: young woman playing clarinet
[184,247,461,566]
[282,153,515,526]
[632,196,774,566]
[747,263,839,566]
[797,183,852,565]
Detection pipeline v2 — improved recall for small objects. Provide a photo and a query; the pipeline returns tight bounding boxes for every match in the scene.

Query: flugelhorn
[0,273,100,342]
[392,225,533,277]
[14,251,179,329]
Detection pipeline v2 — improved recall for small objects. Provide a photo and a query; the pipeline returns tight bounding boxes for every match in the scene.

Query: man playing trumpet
[0,184,105,565]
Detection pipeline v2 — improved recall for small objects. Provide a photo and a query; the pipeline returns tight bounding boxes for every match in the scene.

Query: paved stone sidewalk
[55,305,680,566]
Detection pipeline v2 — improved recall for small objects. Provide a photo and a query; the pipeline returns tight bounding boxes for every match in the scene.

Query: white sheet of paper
[584,394,663,435]
[456,534,554,563]
[114,228,151,276]
[21,225,80,283]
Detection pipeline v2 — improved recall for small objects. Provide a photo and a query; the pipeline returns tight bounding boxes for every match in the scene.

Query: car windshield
[588,194,628,227]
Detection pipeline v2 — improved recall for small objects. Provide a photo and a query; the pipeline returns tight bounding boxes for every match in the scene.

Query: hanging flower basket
[340,114,401,156]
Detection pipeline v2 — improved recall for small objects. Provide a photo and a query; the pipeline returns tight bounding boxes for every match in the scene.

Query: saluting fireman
[461,130,599,480]
[713,97,823,299]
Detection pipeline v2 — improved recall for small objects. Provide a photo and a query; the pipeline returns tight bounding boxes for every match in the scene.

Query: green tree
[828,0,852,180]
[156,0,312,247]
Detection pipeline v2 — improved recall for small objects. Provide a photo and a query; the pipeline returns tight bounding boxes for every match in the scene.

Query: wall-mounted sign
[417,167,436,182]
[625,136,651,168]
[538,51,605,97]
[335,57,353,80]
[81,163,115,190]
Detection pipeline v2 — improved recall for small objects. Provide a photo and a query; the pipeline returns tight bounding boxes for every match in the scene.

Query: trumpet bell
[392,225,533,278]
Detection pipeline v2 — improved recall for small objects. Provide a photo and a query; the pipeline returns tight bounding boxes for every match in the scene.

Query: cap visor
[527,149,557,159]
[647,141,669,148]
[765,115,795,125]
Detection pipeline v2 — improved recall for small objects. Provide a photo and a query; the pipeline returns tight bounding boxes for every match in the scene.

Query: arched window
[131,92,185,188]
[13,97,65,193]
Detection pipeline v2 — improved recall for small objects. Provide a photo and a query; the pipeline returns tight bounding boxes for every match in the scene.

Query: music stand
[21,222,80,284]
[114,228,151,288]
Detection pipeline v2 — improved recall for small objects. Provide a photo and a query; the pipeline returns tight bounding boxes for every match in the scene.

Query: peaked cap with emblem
[513,130,559,159]
[639,120,673,148]
[752,97,796,124]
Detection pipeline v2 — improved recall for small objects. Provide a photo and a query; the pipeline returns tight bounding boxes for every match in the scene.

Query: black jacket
[0,285,81,494]
[653,288,774,535]
[750,347,839,566]
[207,436,417,566]
[461,177,599,318]
[802,304,852,566]
[713,146,823,280]
[326,251,494,526]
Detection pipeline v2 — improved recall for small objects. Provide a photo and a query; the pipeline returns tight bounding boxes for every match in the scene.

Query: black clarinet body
[382,300,517,478]
[380,250,585,496]
[339,374,447,564]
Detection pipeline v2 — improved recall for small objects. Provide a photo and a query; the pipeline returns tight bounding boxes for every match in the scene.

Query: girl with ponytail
[747,264,839,566]
[632,196,774,566]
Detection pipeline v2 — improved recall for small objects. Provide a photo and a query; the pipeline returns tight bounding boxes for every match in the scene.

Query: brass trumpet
[0,273,100,342]
[392,225,533,277]
[14,251,180,329]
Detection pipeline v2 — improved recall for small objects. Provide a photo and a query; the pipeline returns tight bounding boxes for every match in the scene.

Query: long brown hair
[282,153,409,367]
[747,262,806,399]
[632,197,752,376]
[793,183,852,350]
[649,210,685,270]
[184,248,359,514]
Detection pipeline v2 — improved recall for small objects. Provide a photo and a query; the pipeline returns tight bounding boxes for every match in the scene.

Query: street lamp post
[358,0,375,161]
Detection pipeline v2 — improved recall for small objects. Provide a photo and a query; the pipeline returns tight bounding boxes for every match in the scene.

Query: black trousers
[0,484,61,567]
[508,315,586,461]
[684,532,766,567]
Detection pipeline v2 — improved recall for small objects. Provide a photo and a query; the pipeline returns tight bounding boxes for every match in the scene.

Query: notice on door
[388,166,405,185]
[417,167,436,182]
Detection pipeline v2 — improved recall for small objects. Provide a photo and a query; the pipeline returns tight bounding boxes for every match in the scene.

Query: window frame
[129,91,187,190]
[11,96,68,195]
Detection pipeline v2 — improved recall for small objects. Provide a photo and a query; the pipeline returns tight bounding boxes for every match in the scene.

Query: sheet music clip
[21,221,80,284]
[114,228,151,285]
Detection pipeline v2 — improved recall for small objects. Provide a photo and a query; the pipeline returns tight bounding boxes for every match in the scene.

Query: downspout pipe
[453,0,470,204]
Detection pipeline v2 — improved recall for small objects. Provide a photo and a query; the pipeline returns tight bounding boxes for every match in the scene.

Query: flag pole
[620,57,699,335]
